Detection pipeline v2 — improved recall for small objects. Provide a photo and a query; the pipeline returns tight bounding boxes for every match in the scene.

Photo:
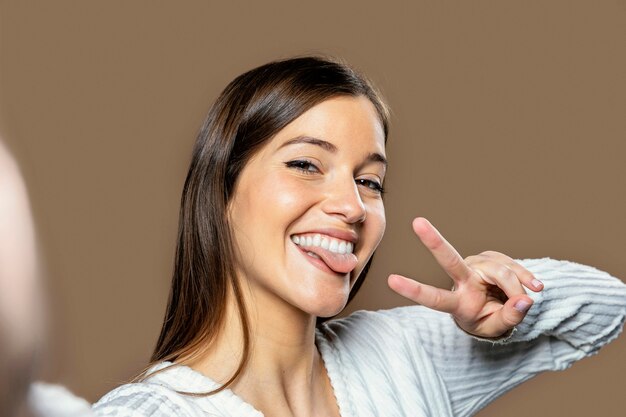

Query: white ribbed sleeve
[93,257,626,417]
[437,257,626,416]
[339,257,626,417]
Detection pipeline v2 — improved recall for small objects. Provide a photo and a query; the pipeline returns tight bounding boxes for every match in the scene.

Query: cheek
[367,202,386,247]
[239,174,316,235]
[269,180,311,211]
[349,203,385,282]
[273,185,311,232]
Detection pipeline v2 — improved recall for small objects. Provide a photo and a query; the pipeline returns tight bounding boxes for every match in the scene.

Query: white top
[93,257,626,417]
[29,382,95,417]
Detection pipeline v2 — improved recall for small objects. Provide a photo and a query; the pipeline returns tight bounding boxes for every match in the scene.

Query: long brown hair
[142,55,390,394]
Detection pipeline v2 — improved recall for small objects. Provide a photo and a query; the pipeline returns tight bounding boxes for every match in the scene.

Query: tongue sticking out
[301,244,358,274]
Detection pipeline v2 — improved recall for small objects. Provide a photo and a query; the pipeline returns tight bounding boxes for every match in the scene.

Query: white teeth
[291,233,354,254]
[338,241,347,254]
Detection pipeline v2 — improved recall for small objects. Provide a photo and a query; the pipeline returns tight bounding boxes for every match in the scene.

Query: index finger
[412,217,473,284]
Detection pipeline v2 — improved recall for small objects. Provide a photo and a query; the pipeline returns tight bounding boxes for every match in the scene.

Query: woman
[93,55,626,417]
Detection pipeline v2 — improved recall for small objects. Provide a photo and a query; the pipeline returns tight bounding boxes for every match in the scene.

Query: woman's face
[227,95,386,318]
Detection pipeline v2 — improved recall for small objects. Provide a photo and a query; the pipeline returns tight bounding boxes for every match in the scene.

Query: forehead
[267,95,386,154]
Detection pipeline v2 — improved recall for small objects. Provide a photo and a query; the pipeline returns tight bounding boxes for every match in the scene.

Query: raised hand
[387,217,544,339]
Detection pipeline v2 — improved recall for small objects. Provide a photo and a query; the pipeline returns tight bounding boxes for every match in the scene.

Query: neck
[184,281,335,415]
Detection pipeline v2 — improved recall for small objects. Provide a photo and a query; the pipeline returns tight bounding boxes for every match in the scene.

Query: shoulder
[91,362,255,417]
[92,381,202,417]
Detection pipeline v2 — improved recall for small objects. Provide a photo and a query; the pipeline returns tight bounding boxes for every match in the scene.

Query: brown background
[1,1,625,415]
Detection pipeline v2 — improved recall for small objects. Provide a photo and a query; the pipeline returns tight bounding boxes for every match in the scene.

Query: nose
[321,175,367,224]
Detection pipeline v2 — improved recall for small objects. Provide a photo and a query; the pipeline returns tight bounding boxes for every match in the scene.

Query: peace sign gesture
[388,217,544,339]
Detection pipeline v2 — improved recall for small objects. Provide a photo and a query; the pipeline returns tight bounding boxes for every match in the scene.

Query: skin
[187,95,544,416]
[0,139,41,417]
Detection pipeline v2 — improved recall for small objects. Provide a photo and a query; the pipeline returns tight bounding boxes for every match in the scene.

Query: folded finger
[470,260,527,299]
[479,251,544,292]
[479,294,534,336]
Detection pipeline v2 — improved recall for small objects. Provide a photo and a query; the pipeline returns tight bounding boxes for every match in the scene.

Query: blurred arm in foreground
[0,139,93,417]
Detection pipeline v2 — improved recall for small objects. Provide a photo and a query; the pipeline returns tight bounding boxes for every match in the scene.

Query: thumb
[486,295,534,335]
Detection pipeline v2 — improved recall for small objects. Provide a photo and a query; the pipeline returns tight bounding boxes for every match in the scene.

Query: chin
[301,292,349,318]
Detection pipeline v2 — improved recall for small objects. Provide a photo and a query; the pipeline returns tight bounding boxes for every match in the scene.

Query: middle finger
[413,217,473,284]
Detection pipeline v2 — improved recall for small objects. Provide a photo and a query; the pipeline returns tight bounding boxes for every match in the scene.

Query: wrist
[452,315,516,342]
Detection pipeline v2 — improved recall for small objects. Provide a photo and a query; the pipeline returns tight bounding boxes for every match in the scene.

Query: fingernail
[514,299,532,313]
[532,278,543,289]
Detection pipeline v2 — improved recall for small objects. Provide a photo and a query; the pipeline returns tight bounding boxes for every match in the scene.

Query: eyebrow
[278,135,388,168]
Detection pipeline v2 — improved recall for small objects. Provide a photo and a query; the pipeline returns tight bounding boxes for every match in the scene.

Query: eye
[285,159,320,175]
[356,178,385,195]
[285,160,385,194]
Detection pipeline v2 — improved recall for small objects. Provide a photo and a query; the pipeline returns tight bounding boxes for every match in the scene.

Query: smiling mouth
[290,233,358,274]
[295,244,354,276]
